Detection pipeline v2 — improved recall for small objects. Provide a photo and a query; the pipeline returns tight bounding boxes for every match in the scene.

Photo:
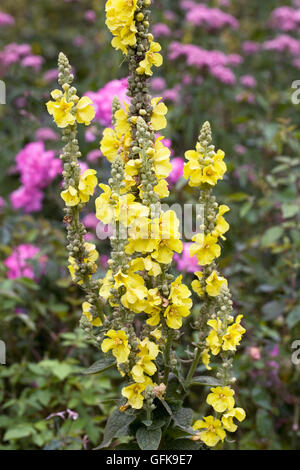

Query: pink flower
[4,244,45,280]
[151,77,166,91]
[84,10,96,22]
[240,75,257,88]
[173,242,200,273]
[87,149,102,162]
[0,12,15,26]
[242,41,260,55]
[35,127,58,141]
[21,55,44,72]
[43,69,59,82]
[248,347,261,361]
[168,157,184,184]
[263,34,300,55]
[86,78,129,127]
[152,23,171,37]
[83,213,99,230]
[10,186,44,213]
[184,4,238,30]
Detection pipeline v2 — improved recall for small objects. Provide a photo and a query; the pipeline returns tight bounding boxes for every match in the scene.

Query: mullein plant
[46,0,246,450]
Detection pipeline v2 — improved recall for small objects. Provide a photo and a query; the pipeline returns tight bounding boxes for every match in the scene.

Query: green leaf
[136,426,162,450]
[4,424,36,441]
[262,301,284,320]
[172,408,193,428]
[261,227,283,247]
[81,357,116,375]
[95,408,136,449]
[190,376,222,387]
[287,306,300,329]
[281,204,299,219]
[256,409,273,437]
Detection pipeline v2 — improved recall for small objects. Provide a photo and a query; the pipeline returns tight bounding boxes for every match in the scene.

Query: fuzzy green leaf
[136,426,162,450]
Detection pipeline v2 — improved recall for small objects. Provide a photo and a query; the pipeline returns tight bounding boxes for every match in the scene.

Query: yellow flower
[101,329,130,364]
[222,407,246,432]
[206,318,223,356]
[130,256,162,277]
[154,179,169,199]
[137,40,163,76]
[106,0,138,54]
[99,270,114,300]
[46,90,75,128]
[201,164,219,186]
[131,338,159,383]
[206,386,235,413]
[192,416,226,447]
[78,169,98,202]
[190,233,221,266]
[201,348,211,370]
[75,96,95,125]
[115,105,131,136]
[122,377,153,410]
[144,288,162,326]
[152,137,172,179]
[116,270,148,313]
[126,217,160,255]
[151,98,168,131]
[191,271,204,297]
[164,304,190,330]
[84,242,99,265]
[213,149,227,177]
[95,184,114,224]
[100,128,120,162]
[61,186,80,207]
[150,328,162,342]
[213,205,230,240]
[205,270,228,297]
[222,315,246,352]
[82,301,102,327]
[151,210,183,264]
[183,149,203,187]
[169,275,192,309]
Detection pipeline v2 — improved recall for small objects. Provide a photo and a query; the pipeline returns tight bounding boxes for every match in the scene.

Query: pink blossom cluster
[263,34,300,56]
[270,7,300,32]
[182,3,238,30]
[86,78,129,127]
[10,142,62,213]
[0,11,15,26]
[4,244,46,280]
[152,23,171,37]
[169,42,242,84]
[174,242,200,273]
[168,158,184,184]
[0,43,44,75]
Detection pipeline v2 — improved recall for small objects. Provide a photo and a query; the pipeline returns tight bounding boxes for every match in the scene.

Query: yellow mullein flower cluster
[192,386,245,447]
[183,122,246,447]
[105,0,138,54]
[46,89,95,128]
[50,1,246,449]
[46,53,104,330]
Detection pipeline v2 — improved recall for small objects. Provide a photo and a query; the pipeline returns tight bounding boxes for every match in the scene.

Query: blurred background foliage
[0,0,300,450]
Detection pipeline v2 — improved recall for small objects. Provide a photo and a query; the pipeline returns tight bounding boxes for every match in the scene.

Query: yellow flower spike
[137,40,163,76]
[206,386,235,413]
[121,377,153,410]
[61,186,80,207]
[169,275,192,309]
[115,105,131,136]
[205,270,228,297]
[153,137,172,179]
[192,416,226,447]
[222,407,246,432]
[151,98,168,131]
[190,233,221,266]
[101,329,130,364]
[82,301,102,327]
[46,93,75,128]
